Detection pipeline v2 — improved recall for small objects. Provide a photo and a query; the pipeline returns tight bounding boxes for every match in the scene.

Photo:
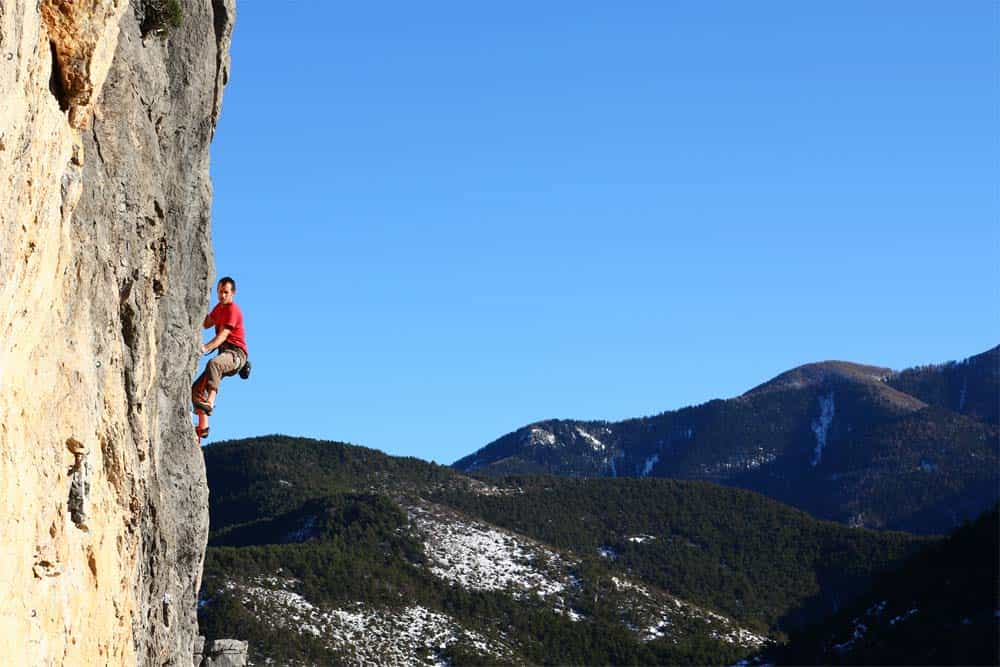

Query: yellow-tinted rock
[0,0,235,663]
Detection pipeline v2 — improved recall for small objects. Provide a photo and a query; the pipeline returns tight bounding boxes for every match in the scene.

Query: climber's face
[217,282,234,305]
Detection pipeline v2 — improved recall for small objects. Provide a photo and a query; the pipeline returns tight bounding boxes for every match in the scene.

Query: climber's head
[217,276,236,305]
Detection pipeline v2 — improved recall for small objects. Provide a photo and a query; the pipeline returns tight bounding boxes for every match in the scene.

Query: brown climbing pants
[194,344,246,395]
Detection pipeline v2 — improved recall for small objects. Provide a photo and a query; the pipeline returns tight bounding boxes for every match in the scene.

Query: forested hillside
[198,437,936,664]
[769,506,999,665]
[886,346,998,425]
[453,346,999,534]
[431,475,925,630]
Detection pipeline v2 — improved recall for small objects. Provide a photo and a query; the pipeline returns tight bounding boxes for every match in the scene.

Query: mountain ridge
[453,346,1000,534]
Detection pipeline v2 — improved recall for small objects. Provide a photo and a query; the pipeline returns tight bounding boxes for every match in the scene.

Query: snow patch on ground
[226,577,511,664]
[711,627,771,647]
[576,427,605,451]
[640,454,660,477]
[555,607,585,622]
[228,509,768,656]
[810,392,835,466]
[611,576,649,595]
[832,620,867,653]
[527,427,557,447]
[833,599,913,654]
[609,577,767,647]
[464,477,520,496]
[697,448,776,476]
[409,505,577,599]
[405,503,762,647]
[598,545,618,560]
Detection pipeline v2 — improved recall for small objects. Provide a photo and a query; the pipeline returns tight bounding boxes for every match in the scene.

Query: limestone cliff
[0,0,234,663]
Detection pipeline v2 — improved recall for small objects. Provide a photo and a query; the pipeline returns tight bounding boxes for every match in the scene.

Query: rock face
[0,0,234,663]
[194,637,249,666]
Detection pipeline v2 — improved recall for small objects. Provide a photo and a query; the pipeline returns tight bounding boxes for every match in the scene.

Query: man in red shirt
[192,276,248,437]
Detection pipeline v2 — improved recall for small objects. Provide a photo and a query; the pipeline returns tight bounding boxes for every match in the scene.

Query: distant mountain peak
[742,360,893,398]
[453,346,999,534]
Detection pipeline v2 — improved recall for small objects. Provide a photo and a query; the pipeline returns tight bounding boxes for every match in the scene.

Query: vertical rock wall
[0,0,234,663]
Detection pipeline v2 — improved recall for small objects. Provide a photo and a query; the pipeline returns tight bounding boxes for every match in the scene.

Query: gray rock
[67,452,91,530]
[71,0,237,661]
[200,639,249,667]
[1,0,239,661]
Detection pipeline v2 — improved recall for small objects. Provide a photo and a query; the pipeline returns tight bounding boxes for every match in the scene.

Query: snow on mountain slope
[407,501,768,648]
[640,454,660,476]
[606,575,768,648]
[528,427,558,447]
[810,392,835,466]
[577,426,607,451]
[451,348,1000,535]
[407,503,579,601]
[221,575,514,665]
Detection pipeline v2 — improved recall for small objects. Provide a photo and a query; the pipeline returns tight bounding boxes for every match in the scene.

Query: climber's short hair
[218,276,236,291]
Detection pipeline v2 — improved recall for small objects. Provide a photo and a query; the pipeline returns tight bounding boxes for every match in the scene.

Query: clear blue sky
[203,1,999,463]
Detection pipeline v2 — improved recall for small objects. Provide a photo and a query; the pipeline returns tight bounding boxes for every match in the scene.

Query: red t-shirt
[211,302,247,354]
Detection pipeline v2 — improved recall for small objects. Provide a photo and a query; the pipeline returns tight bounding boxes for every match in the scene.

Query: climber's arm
[203,313,214,329]
[201,327,231,355]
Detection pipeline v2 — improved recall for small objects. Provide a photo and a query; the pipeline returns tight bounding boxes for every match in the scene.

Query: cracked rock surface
[0,0,234,663]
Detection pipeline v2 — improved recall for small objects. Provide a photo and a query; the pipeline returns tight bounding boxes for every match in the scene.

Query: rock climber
[191,276,248,438]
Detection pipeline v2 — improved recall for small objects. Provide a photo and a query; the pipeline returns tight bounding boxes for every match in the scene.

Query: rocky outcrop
[0,0,234,663]
[194,637,249,666]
